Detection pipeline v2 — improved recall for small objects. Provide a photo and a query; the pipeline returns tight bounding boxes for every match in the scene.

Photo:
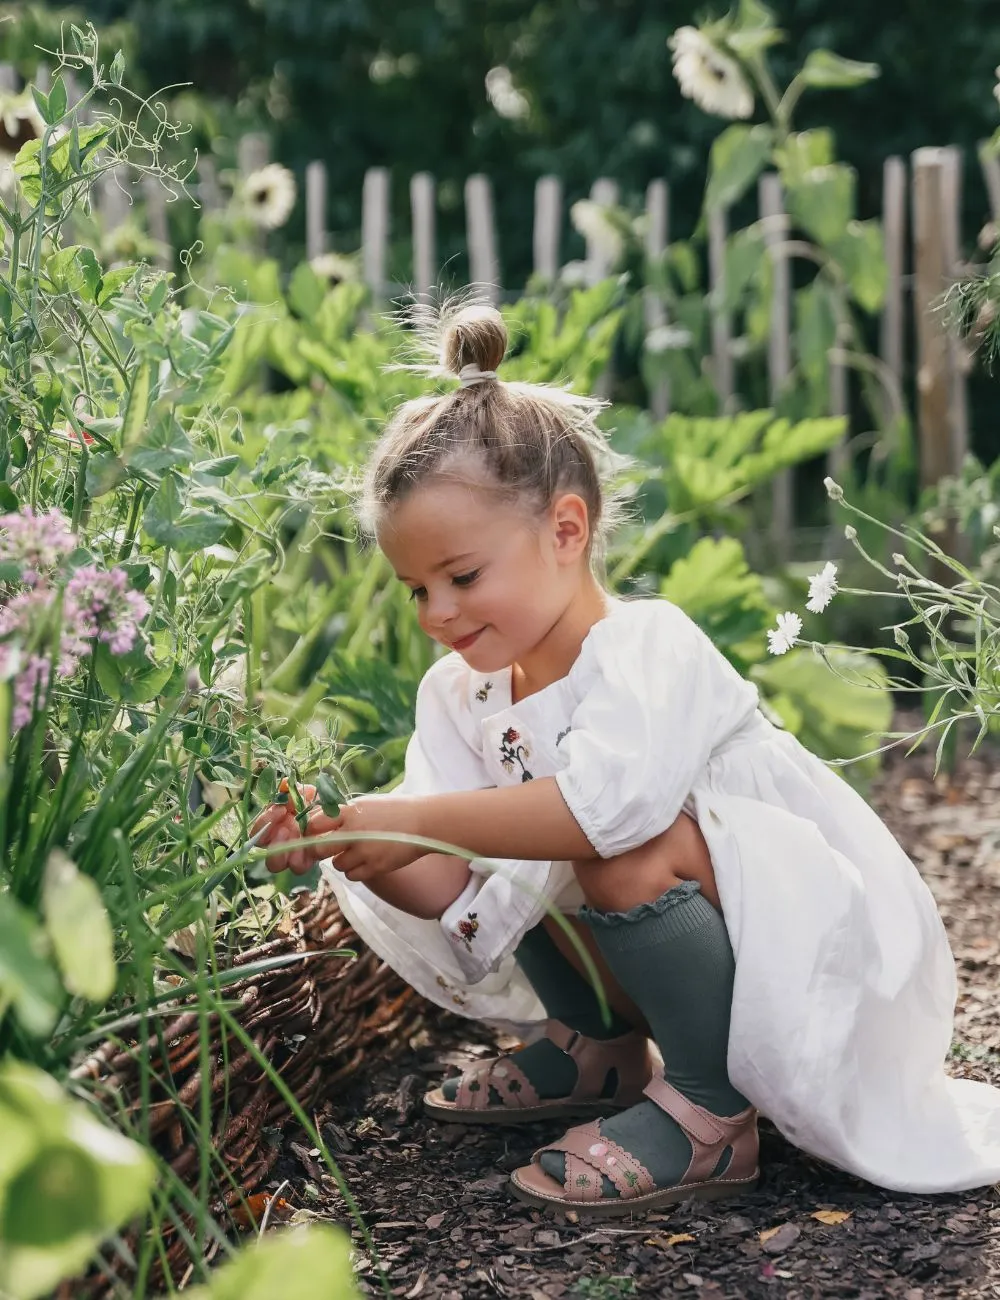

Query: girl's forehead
[377,482,534,567]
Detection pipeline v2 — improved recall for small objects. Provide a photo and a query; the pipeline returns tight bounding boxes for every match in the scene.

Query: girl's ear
[550,492,591,564]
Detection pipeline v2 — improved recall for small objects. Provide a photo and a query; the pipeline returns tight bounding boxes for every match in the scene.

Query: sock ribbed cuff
[580,881,720,951]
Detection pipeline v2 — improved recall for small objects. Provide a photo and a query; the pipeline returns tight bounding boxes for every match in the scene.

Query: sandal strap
[541,1019,653,1106]
[455,1054,541,1111]
[643,1074,759,1185]
[535,1119,656,1201]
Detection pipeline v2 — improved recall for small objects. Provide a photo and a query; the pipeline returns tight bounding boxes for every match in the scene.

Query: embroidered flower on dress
[499,727,533,781]
[456,912,480,951]
[475,680,494,702]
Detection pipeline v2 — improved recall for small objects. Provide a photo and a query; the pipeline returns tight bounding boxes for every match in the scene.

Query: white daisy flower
[244,163,296,230]
[668,26,754,121]
[485,65,530,121]
[570,199,623,267]
[805,561,839,614]
[310,251,358,288]
[767,610,802,656]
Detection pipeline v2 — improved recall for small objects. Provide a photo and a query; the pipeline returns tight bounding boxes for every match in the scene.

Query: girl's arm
[415,777,597,863]
[364,852,472,920]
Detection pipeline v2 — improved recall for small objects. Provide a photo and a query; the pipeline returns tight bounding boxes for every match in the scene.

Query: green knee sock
[540,881,748,1196]
[442,921,632,1102]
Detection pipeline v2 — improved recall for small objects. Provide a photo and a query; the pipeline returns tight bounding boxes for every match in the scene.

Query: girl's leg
[532,812,752,1200]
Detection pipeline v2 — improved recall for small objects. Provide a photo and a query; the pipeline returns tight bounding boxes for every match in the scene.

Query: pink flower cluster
[0,508,151,729]
[0,507,75,586]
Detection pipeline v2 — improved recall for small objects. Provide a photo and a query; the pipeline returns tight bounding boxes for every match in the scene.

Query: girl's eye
[406,570,479,601]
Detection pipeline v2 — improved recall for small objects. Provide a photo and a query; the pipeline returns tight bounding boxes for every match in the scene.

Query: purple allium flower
[65,565,150,655]
[0,507,75,586]
[12,654,53,730]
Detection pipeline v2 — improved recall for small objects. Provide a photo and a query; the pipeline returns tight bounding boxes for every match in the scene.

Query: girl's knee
[570,811,719,913]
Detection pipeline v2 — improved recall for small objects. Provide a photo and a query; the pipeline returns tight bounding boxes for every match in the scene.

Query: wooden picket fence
[14,66,996,538]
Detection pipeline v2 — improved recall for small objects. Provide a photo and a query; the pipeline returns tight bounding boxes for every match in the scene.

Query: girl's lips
[451,627,485,650]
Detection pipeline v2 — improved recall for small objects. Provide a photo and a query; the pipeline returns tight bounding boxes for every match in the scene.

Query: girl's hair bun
[440,304,507,378]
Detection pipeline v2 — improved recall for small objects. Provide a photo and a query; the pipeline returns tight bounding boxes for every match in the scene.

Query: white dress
[322,597,1000,1194]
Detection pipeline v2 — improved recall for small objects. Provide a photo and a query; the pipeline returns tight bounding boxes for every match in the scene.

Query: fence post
[940,145,969,469]
[197,158,224,214]
[911,148,954,490]
[362,166,390,300]
[759,174,793,558]
[643,178,670,419]
[708,205,734,412]
[410,171,436,298]
[533,175,562,284]
[465,174,500,303]
[0,63,17,92]
[585,178,620,284]
[879,156,907,429]
[305,160,327,260]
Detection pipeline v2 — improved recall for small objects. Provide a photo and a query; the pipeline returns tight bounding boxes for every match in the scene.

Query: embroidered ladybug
[456,912,480,951]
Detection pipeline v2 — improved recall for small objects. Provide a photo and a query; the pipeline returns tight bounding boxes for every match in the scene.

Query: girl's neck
[510,577,617,703]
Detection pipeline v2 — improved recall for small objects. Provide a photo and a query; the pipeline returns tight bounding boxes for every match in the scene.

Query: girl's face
[377,478,589,672]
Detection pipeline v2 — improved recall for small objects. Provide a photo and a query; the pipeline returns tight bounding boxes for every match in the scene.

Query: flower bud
[892,553,905,566]
[824,477,844,502]
[893,626,910,647]
[844,525,857,541]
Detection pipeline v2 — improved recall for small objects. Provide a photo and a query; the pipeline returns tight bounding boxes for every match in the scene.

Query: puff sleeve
[554,601,760,859]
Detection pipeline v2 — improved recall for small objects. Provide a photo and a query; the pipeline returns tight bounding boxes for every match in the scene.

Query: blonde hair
[357,301,629,574]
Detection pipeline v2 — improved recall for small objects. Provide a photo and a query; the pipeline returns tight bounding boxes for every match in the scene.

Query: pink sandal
[423,1020,655,1124]
[509,1073,759,1217]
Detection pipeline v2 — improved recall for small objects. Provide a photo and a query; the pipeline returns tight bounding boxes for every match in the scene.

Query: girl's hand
[250,787,431,880]
[326,793,430,882]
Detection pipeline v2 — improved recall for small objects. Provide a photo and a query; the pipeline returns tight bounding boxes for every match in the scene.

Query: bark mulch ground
[270,747,1000,1299]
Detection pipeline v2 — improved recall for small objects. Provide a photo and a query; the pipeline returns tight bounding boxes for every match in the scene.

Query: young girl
[252,304,1000,1215]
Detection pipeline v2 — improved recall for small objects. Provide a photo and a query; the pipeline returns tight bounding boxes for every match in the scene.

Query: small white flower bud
[892,553,905,565]
[844,525,857,541]
[824,477,844,502]
[893,626,910,647]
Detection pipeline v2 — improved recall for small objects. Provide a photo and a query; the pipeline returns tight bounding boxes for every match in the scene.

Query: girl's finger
[305,809,343,839]
[265,823,295,873]
[249,802,289,840]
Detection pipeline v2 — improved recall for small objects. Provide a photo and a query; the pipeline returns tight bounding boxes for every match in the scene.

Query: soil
[269,743,1000,1300]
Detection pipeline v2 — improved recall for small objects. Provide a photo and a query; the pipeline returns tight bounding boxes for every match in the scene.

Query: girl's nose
[424,587,459,628]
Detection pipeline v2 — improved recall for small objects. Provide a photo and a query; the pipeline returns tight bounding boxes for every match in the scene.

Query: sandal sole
[423,1093,627,1125]
[507,1170,760,1217]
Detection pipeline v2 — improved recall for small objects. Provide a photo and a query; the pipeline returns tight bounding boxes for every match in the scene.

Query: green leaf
[727,0,783,56]
[184,1226,359,1300]
[799,49,880,90]
[109,50,125,85]
[752,646,891,776]
[43,246,103,301]
[97,265,138,305]
[125,410,193,474]
[288,263,326,320]
[30,87,50,125]
[145,277,169,315]
[785,163,855,246]
[661,538,772,670]
[94,637,175,705]
[0,1061,155,1300]
[143,473,230,552]
[47,76,68,123]
[193,455,241,477]
[0,896,61,1037]
[42,850,116,1003]
[795,280,838,387]
[705,124,775,213]
[84,453,126,499]
[774,130,836,187]
[315,772,341,818]
[723,227,766,313]
[829,220,887,313]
